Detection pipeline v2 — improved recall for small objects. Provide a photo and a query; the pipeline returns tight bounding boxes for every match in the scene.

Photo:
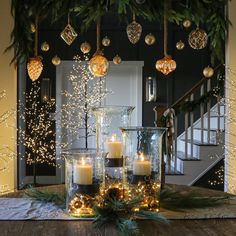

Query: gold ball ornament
[27,56,43,82]
[113,55,122,65]
[51,55,61,66]
[188,28,208,50]
[30,23,36,33]
[89,50,109,77]
[102,36,111,47]
[176,40,185,50]
[155,55,177,75]
[203,66,214,78]
[80,41,91,54]
[183,19,192,28]
[145,33,156,45]
[41,41,50,52]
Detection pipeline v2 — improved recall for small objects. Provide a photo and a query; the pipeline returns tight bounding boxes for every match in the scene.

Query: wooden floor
[1,219,236,236]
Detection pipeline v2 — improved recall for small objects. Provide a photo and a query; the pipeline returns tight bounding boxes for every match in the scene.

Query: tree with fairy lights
[0,90,15,193]
[59,55,110,150]
[18,81,56,186]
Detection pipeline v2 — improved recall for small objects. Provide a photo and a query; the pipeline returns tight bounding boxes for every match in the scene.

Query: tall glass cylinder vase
[64,151,106,218]
[120,127,166,211]
[93,106,134,200]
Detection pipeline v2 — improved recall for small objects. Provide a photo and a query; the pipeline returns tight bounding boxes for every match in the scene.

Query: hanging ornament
[27,56,43,82]
[183,19,192,28]
[188,28,208,50]
[113,55,122,65]
[156,56,176,75]
[102,36,111,47]
[27,15,43,81]
[89,18,109,77]
[52,55,61,66]
[203,66,214,78]
[126,14,142,44]
[41,41,50,52]
[155,1,176,75]
[176,40,185,50]
[60,14,78,46]
[80,41,91,54]
[145,33,156,45]
[30,23,36,33]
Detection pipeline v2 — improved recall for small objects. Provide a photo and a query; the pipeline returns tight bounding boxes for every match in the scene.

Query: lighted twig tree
[59,55,110,150]
[18,81,56,186]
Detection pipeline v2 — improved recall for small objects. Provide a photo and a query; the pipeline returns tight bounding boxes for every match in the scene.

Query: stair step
[194,127,224,132]
[176,151,200,161]
[181,139,218,146]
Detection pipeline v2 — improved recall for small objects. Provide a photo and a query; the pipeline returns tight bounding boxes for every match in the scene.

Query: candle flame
[111,134,117,142]
[140,152,144,161]
[81,157,85,166]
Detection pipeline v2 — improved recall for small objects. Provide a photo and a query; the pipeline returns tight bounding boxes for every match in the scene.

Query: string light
[59,54,110,149]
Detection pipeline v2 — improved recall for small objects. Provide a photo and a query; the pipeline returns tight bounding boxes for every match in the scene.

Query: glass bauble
[41,41,50,52]
[126,20,142,44]
[27,56,43,81]
[203,66,214,78]
[89,51,109,77]
[102,36,111,47]
[145,33,156,45]
[155,55,177,75]
[113,55,122,65]
[188,28,208,50]
[52,55,61,66]
[176,40,185,50]
[80,41,91,54]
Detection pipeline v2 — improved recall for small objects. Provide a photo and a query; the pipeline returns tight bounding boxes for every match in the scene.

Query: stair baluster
[190,94,194,158]
[207,79,211,143]
[185,98,189,159]
[200,84,205,143]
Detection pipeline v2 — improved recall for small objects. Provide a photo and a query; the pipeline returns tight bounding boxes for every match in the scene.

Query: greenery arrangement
[7,0,230,64]
[25,185,229,236]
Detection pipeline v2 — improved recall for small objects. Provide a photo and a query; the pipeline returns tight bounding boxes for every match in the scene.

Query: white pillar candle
[105,134,122,158]
[133,153,151,176]
[73,158,93,185]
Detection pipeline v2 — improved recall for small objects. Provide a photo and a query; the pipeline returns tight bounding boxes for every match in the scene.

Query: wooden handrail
[171,64,223,108]
[171,77,208,108]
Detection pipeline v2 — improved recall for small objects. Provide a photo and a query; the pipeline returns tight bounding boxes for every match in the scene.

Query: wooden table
[1,185,236,236]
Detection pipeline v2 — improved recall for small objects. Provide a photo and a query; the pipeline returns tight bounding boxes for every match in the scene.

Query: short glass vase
[64,151,106,218]
[120,127,166,212]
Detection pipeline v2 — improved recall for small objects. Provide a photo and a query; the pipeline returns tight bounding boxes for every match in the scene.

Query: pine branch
[24,187,66,208]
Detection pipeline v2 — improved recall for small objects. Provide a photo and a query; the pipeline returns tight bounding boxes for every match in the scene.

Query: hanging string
[132,13,136,21]
[163,0,168,57]
[34,14,39,56]
[67,12,70,25]
[96,17,101,51]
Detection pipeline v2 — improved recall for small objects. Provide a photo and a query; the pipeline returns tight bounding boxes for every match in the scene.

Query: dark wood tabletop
[1,184,236,236]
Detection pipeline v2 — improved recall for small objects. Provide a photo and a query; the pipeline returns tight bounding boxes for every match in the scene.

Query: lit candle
[133,153,151,176]
[105,134,122,158]
[73,158,93,185]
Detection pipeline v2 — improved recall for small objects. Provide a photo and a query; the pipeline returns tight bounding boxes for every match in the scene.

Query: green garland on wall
[6,0,230,64]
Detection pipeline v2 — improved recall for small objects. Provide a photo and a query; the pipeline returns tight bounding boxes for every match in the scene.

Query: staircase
[165,102,225,185]
[154,74,225,186]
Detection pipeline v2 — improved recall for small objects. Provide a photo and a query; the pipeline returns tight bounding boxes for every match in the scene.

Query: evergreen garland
[7,0,230,64]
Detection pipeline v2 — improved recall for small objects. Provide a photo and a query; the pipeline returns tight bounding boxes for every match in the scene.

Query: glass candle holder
[93,106,134,199]
[120,127,166,211]
[64,151,106,218]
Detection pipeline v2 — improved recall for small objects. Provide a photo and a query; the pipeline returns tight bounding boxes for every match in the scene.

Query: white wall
[0,0,17,193]
[225,1,236,194]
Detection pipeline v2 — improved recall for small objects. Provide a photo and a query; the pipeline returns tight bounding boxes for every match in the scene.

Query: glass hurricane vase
[120,127,166,211]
